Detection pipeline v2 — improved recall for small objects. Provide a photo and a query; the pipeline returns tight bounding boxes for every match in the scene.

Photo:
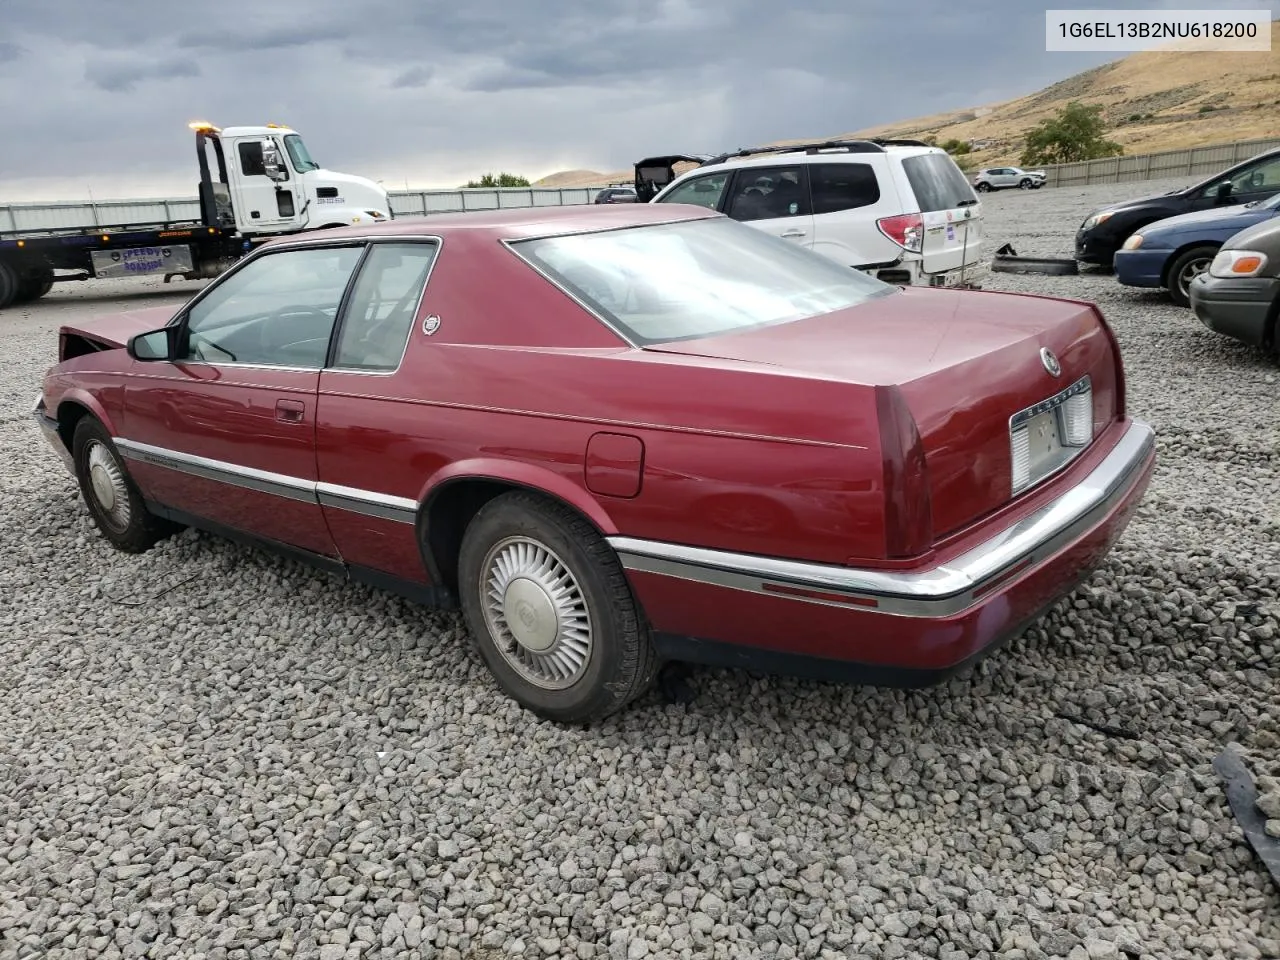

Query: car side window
[332,242,439,371]
[1236,156,1280,193]
[809,163,880,215]
[659,173,729,209]
[1202,157,1280,200]
[180,246,364,368]
[726,167,809,221]
[239,141,266,177]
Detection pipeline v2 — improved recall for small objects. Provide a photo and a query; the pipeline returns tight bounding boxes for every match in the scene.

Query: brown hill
[540,22,1280,187]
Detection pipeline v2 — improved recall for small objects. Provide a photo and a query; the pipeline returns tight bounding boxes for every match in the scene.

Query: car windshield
[512,217,894,346]
[284,134,319,172]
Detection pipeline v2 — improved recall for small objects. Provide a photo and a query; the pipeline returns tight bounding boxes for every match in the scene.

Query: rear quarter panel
[317,233,895,566]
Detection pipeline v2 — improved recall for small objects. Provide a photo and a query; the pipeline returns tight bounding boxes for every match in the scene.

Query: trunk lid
[643,287,1120,539]
[896,151,984,276]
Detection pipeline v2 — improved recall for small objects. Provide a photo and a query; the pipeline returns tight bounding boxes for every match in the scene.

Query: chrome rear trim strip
[609,419,1154,618]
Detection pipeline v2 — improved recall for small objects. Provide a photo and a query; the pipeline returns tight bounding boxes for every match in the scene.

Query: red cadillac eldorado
[33,204,1155,723]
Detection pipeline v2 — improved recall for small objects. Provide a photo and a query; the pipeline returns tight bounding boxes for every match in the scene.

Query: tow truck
[0,122,391,309]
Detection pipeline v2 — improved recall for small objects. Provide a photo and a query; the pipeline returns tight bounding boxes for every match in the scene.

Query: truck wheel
[14,269,54,303]
[0,262,17,309]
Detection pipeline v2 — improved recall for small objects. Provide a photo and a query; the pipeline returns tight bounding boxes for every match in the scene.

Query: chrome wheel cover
[480,536,592,690]
[85,440,131,530]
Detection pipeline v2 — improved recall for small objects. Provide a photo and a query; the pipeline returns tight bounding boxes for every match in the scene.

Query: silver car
[973,167,1046,192]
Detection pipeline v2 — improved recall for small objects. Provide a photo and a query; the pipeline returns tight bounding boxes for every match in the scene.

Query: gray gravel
[2,180,1279,960]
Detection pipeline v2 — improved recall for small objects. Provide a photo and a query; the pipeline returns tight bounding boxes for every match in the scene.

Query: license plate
[90,244,194,279]
[1024,408,1062,468]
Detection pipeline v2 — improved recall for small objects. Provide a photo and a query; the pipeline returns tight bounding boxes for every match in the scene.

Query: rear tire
[456,491,659,724]
[0,261,17,309]
[976,182,992,193]
[14,269,54,304]
[72,417,179,553]
[1166,245,1217,308]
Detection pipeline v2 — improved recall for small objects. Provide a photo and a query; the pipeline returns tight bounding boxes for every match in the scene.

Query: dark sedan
[1189,215,1280,354]
[1076,147,1280,267]
[593,187,638,204]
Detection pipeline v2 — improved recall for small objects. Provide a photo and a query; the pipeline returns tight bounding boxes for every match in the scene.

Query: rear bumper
[873,258,989,289]
[924,260,989,289]
[1189,274,1280,348]
[613,418,1155,682]
[32,393,74,475]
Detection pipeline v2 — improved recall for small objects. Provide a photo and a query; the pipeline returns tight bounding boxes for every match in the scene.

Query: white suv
[973,166,1046,191]
[641,139,985,288]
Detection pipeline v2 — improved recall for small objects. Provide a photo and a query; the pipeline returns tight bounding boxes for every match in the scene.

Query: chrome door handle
[780,230,806,238]
[276,399,305,423]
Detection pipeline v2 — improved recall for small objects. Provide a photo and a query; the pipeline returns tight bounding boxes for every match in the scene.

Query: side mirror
[128,326,179,362]
[1215,181,1233,201]
[263,145,287,182]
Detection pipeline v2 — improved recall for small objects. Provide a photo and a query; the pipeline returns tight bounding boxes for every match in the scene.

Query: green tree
[1019,102,1123,166]
[465,172,531,188]
[938,138,971,156]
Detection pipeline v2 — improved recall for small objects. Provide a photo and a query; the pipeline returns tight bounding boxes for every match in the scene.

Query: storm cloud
[0,0,1275,201]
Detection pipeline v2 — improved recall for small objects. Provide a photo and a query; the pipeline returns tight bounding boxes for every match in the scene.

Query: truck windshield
[284,135,319,172]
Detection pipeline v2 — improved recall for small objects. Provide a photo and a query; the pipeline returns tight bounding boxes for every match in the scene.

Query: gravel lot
[2,179,1278,960]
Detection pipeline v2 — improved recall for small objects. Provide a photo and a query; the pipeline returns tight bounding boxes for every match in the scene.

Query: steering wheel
[256,306,333,349]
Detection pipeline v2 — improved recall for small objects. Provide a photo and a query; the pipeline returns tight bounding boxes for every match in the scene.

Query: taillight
[876,213,924,253]
[875,385,933,559]
[1091,305,1126,418]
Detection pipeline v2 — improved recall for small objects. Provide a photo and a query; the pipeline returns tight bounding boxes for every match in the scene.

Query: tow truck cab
[192,122,391,237]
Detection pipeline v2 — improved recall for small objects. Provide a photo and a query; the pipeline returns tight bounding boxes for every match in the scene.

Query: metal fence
[1038,137,1280,188]
[5,134,1280,230]
[0,185,614,235]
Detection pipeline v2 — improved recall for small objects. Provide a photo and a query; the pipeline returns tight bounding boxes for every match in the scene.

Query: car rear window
[902,153,978,212]
[511,217,894,346]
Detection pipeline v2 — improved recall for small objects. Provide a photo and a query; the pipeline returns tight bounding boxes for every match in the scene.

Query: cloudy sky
[1,0,1276,201]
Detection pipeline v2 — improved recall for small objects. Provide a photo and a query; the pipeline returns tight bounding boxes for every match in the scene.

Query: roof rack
[703,137,932,166]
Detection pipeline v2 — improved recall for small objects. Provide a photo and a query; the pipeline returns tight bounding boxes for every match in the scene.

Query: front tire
[457,491,659,724]
[72,417,178,553]
[1019,178,1033,189]
[1166,245,1217,308]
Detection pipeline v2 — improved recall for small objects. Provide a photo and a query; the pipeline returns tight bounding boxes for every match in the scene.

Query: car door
[119,243,367,557]
[1227,152,1280,206]
[806,161,902,269]
[231,137,298,231]
[313,240,442,582]
[653,170,733,212]
[992,168,1013,188]
[721,165,815,247]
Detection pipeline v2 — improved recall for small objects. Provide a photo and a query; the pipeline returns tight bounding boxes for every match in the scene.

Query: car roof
[706,144,939,171]
[262,204,720,247]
